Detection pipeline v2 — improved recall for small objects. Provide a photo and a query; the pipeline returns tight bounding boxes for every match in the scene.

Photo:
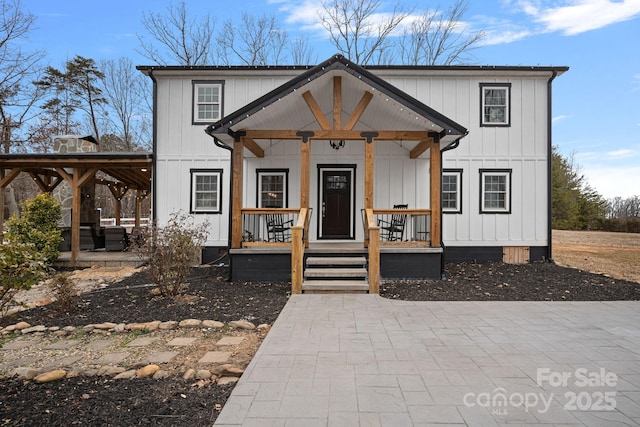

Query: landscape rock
[52,330,68,337]
[34,298,53,307]
[145,320,162,332]
[63,326,76,332]
[114,370,137,379]
[257,323,270,330]
[136,364,160,378]
[212,364,244,377]
[22,325,47,334]
[93,322,117,330]
[114,323,126,333]
[217,376,240,385]
[182,368,196,380]
[229,320,256,330]
[159,321,178,330]
[34,369,67,384]
[179,319,202,328]
[126,323,148,331]
[153,370,171,380]
[195,369,212,380]
[14,322,31,330]
[202,320,224,329]
[12,367,39,380]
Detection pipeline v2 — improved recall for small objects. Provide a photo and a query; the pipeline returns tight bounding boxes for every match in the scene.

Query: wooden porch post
[135,190,142,228]
[300,141,310,209]
[231,138,244,249]
[71,168,81,266]
[430,142,441,247]
[364,140,374,209]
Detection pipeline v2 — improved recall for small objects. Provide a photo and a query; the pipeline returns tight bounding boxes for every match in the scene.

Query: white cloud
[606,148,636,159]
[522,0,640,35]
[583,165,640,198]
[552,114,570,123]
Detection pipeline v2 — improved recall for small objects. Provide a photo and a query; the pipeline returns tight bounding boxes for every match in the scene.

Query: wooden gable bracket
[302,91,331,130]
[333,76,342,130]
[410,138,433,159]
[344,91,373,130]
[28,171,64,193]
[243,138,264,158]
[0,167,24,188]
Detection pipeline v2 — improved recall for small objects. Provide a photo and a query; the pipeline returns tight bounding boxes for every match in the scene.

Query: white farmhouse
[138,54,567,292]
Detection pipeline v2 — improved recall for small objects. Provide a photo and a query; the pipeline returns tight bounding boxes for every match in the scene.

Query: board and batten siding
[375,72,550,247]
[154,74,297,246]
[154,69,551,247]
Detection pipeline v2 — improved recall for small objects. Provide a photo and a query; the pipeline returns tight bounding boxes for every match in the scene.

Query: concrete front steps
[302,256,370,293]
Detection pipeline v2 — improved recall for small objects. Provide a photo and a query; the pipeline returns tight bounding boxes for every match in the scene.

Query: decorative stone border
[1,318,270,384]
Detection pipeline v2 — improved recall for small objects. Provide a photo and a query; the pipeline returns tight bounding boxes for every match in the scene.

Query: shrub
[0,242,48,319]
[4,193,63,265]
[134,211,209,298]
[47,272,77,312]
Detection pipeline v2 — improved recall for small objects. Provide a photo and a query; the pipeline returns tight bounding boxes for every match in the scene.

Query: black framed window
[257,169,288,208]
[193,80,224,124]
[442,169,462,214]
[479,169,512,214]
[190,169,222,213]
[480,83,511,126]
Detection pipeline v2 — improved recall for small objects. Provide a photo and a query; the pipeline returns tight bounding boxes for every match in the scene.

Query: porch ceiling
[206,55,467,156]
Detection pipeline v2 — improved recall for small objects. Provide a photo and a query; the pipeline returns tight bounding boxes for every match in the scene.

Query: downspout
[439,137,464,279]
[211,135,233,281]
[148,70,158,223]
[546,71,558,263]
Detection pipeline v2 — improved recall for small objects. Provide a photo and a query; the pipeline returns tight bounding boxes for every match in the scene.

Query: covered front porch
[206,55,467,293]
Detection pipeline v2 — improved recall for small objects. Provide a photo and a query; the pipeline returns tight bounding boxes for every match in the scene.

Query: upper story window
[442,169,462,214]
[480,83,511,127]
[193,81,223,124]
[479,169,512,214]
[257,169,288,208]
[190,169,222,214]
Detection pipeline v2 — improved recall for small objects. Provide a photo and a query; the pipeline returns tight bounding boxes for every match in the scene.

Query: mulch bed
[1,261,638,426]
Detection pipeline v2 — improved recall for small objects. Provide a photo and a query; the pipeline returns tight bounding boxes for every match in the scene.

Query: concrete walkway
[215,295,640,426]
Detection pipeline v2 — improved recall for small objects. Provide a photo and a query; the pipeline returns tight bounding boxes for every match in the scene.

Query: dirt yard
[553,229,640,283]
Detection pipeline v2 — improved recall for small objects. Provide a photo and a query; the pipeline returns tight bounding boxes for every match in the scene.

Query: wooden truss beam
[333,76,342,130]
[409,138,434,159]
[344,91,373,130]
[243,138,265,158]
[242,129,431,141]
[302,91,331,130]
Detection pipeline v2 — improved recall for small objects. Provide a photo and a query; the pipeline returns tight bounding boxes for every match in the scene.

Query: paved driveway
[215,295,640,426]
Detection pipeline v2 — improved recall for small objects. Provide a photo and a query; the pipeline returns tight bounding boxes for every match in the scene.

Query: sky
[22,0,640,199]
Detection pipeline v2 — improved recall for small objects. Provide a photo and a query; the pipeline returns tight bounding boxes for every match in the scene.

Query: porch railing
[361,208,432,246]
[291,207,311,294]
[240,208,312,248]
[363,209,380,294]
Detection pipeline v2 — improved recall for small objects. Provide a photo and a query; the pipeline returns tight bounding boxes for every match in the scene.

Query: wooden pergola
[0,152,153,265]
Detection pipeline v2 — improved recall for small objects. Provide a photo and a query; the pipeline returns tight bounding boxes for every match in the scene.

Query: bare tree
[0,0,46,153]
[318,0,408,65]
[100,57,151,151]
[399,0,484,65]
[137,1,216,66]
[217,13,288,66]
[289,36,317,65]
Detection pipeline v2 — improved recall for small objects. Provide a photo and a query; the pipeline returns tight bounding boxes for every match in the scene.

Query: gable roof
[204,54,468,148]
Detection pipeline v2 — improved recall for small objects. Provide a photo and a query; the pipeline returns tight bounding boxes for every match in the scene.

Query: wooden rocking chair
[378,204,408,242]
[265,213,294,242]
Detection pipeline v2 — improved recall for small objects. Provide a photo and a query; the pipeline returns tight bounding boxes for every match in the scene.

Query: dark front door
[321,170,352,238]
